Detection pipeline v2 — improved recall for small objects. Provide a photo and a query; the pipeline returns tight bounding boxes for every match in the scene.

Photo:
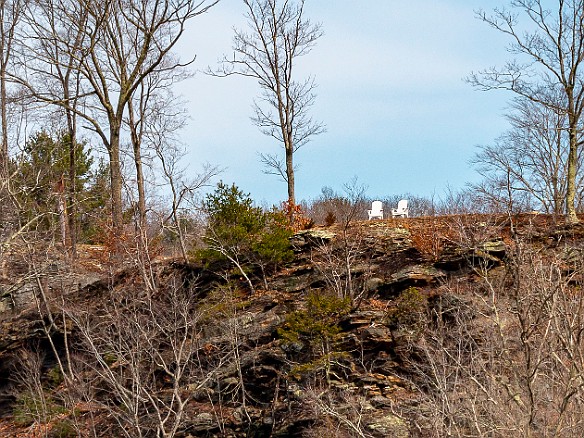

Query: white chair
[391,199,409,218]
[368,201,383,220]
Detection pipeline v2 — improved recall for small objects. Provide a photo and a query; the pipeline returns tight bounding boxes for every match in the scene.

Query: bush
[49,419,77,438]
[324,211,336,226]
[279,291,351,381]
[13,393,67,426]
[281,199,314,231]
[279,291,351,345]
[251,209,294,268]
[199,182,293,288]
[388,287,428,332]
[47,365,64,387]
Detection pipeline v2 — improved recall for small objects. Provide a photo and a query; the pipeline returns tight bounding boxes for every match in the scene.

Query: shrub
[13,393,67,426]
[279,291,351,381]
[49,419,77,438]
[281,199,313,231]
[279,291,351,345]
[388,287,428,332]
[251,209,294,269]
[199,182,294,289]
[47,365,64,387]
[324,211,336,226]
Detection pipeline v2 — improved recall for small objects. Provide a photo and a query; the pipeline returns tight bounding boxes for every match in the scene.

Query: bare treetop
[212,0,325,205]
[469,0,584,222]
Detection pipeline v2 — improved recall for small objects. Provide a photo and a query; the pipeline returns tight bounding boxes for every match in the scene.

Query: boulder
[367,413,409,437]
[379,264,446,296]
[290,229,336,251]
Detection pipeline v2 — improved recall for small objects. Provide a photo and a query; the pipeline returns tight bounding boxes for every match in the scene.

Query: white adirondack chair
[368,201,383,220]
[391,199,409,218]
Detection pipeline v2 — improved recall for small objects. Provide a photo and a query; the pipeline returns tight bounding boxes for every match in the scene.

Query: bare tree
[403,236,584,437]
[13,0,96,257]
[69,278,209,438]
[17,0,219,238]
[155,155,219,263]
[0,0,23,175]
[311,178,371,303]
[469,0,584,223]
[127,66,219,263]
[213,0,324,205]
[471,96,584,214]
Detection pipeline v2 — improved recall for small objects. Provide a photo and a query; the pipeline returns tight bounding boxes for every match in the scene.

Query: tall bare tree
[469,0,584,223]
[79,0,219,237]
[0,0,22,174]
[128,73,220,262]
[472,96,584,214]
[125,55,195,262]
[19,0,89,256]
[214,0,324,205]
[17,0,219,239]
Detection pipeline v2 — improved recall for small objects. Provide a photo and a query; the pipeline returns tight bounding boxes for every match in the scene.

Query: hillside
[0,214,583,437]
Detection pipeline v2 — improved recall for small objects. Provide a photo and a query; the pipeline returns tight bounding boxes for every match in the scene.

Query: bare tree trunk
[0,63,7,174]
[108,126,124,237]
[67,133,77,258]
[469,2,584,223]
[64,85,78,258]
[57,175,69,249]
[128,98,147,254]
[17,0,220,246]
[170,180,188,262]
[566,123,580,223]
[285,146,294,205]
[132,139,146,236]
[0,0,22,175]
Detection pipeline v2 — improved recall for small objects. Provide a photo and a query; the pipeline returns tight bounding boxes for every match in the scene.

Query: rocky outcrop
[2,216,581,436]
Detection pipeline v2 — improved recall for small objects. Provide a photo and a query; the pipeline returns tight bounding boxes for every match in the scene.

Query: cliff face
[0,215,581,437]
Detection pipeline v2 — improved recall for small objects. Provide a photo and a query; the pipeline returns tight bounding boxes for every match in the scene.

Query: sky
[175,0,519,205]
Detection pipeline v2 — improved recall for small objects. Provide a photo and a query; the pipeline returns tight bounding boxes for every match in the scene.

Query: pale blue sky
[176,1,520,205]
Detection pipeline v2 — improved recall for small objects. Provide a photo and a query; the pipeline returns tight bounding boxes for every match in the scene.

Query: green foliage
[19,131,93,196]
[102,351,118,366]
[200,182,264,260]
[279,291,351,380]
[204,182,264,235]
[279,291,351,345]
[199,182,293,281]
[13,394,38,426]
[251,209,294,267]
[49,419,77,438]
[13,393,67,426]
[77,157,110,243]
[13,130,104,240]
[16,131,92,208]
[388,287,428,330]
[47,365,64,388]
